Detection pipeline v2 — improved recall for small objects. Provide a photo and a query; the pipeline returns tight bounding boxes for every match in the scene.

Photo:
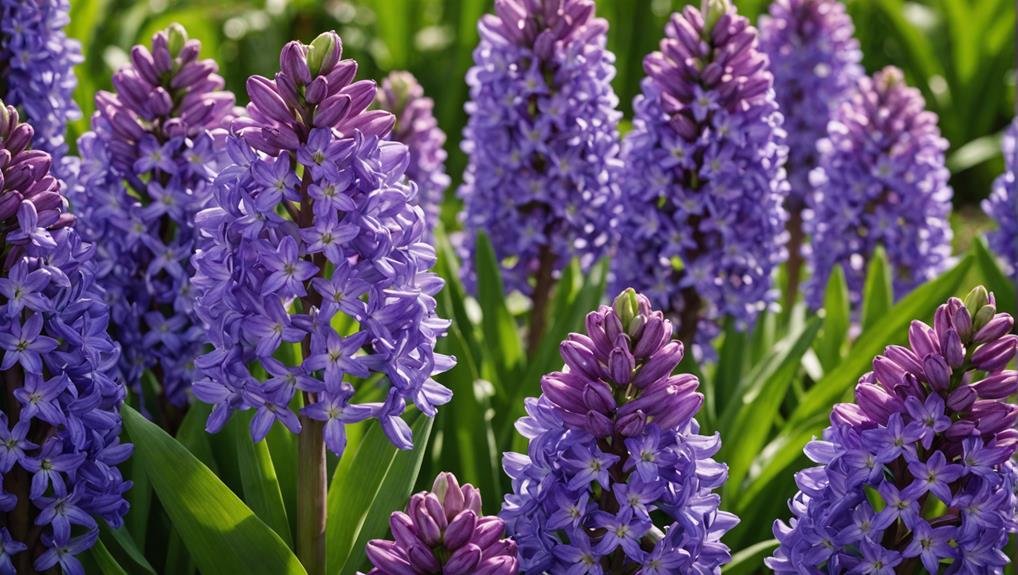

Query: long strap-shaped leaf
[122,406,307,575]
[325,412,434,574]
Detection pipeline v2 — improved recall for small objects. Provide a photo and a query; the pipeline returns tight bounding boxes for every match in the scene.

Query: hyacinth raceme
[769,287,1018,573]
[362,472,518,575]
[759,0,862,208]
[501,289,737,572]
[458,0,621,294]
[611,1,789,353]
[375,71,449,240]
[190,31,453,455]
[0,104,131,574]
[983,118,1018,279]
[805,66,953,309]
[70,26,234,415]
[0,0,82,182]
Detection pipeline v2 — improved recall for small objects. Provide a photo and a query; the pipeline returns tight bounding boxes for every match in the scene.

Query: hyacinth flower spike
[0,103,131,574]
[502,288,738,573]
[804,66,953,310]
[758,0,862,306]
[611,0,789,356]
[769,286,1018,573]
[0,0,82,183]
[459,0,622,355]
[984,118,1018,286]
[361,472,519,575]
[190,32,453,574]
[374,71,449,242]
[71,25,235,431]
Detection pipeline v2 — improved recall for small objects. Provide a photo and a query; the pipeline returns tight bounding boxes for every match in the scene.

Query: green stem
[296,412,326,575]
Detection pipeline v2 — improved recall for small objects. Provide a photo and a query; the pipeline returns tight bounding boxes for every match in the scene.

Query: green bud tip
[964,286,990,317]
[307,32,337,76]
[431,471,455,504]
[613,288,640,329]
[973,304,996,332]
[166,23,188,57]
[702,0,729,33]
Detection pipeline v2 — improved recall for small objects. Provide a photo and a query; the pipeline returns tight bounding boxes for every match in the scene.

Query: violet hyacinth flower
[458,0,622,295]
[0,103,131,574]
[804,66,953,309]
[983,118,1018,279]
[70,26,234,418]
[502,289,738,572]
[190,31,453,456]
[611,0,789,354]
[374,71,449,240]
[362,472,518,575]
[0,0,82,182]
[768,286,1018,573]
[759,0,861,208]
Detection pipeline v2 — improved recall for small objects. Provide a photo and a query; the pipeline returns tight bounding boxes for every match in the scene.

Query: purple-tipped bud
[364,473,517,575]
[502,288,736,572]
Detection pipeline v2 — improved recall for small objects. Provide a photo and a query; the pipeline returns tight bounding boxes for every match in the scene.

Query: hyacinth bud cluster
[983,118,1018,279]
[375,71,449,240]
[502,289,737,572]
[805,66,953,309]
[611,1,789,353]
[0,0,82,182]
[759,0,862,208]
[458,0,621,294]
[769,287,1018,573]
[191,32,453,455]
[0,104,131,574]
[71,27,234,411]
[363,472,518,575]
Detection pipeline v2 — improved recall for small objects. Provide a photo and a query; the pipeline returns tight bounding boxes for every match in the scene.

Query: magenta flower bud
[608,346,635,385]
[631,341,683,388]
[541,374,586,414]
[855,383,899,423]
[942,328,965,368]
[586,410,614,437]
[972,371,1018,400]
[947,386,977,412]
[922,354,951,391]
[974,313,1014,344]
[872,356,908,390]
[615,410,647,437]
[581,382,615,414]
[908,320,940,357]
[971,334,1018,372]
[364,472,516,575]
[312,93,352,128]
[559,339,604,380]
[444,544,482,575]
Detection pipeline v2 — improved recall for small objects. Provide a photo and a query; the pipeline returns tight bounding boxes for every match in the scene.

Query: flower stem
[784,205,804,311]
[296,412,327,575]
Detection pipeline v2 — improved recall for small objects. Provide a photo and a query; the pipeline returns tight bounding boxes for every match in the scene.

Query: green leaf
[326,413,434,574]
[814,265,850,372]
[474,233,524,387]
[973,236,1017,317]
[101,526,157,575]
[713,318,749,417]
[718,316,822,503]
[723,539,779,575]
[788,254,973,425]
[225,411,292,545]
[174,402,218,472]
[122,406,306,575]
[860,246,893,333]
[84,538,129,575]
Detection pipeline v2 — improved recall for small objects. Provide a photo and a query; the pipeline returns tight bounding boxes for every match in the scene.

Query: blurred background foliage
[68,0,1016,214]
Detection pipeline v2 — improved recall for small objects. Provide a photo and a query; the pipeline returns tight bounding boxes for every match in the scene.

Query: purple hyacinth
[362,472,519,575]
[769,286,1018,573]
[70,26,235,417]
[983,118,1018,279]
[804,66,953,309]
[0,0,82,182]
[458,0,621,295]
[501,289,738,572]
[0,104,131,574]
[759,0,862,207]
[611,0,789,354]
[375,71,449,241]
[190,31,454,456]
